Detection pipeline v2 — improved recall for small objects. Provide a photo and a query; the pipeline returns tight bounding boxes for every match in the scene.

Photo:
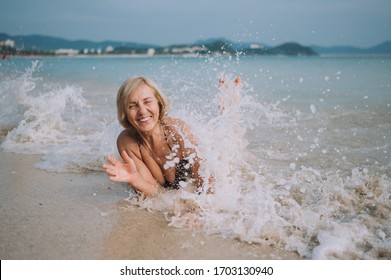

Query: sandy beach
[0,150,300,260]
[0,150,126,259]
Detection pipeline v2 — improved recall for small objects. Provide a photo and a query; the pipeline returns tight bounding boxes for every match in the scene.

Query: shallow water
[1,55,390,259]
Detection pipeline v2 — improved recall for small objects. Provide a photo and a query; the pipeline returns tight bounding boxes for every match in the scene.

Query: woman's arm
[103,150,160,197]
[103,130,161,197]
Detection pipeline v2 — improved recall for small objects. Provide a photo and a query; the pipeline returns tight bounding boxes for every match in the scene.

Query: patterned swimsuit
[137,124,191,189]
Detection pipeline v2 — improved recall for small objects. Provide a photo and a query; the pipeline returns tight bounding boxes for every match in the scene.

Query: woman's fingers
[103,162,126,181]
[103,165,116,176]
[103,153,137,183]
[109,175,121,182]
[106,155,118,165]
[121,150,132,163]
[103,156,121,175]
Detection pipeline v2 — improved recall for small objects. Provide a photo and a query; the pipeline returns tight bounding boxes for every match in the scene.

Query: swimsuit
[161,123,191,189]
[137,123,191,189]
[161,158,190,189]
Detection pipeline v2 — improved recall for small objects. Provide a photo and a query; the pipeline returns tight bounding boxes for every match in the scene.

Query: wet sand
[0,150,300,260]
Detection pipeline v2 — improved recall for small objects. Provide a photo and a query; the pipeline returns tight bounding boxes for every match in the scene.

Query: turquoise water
[1,55,390,259]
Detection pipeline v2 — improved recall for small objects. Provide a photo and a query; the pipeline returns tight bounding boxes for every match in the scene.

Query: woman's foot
[218,76,241,114]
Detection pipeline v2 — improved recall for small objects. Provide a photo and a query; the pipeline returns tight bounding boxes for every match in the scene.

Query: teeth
[139,116,151,122]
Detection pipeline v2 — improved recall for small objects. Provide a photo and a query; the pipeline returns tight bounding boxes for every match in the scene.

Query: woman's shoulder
[116,129,143,158]
[162,117,197,145]
[118,129,137,140]
[117,129,139,150]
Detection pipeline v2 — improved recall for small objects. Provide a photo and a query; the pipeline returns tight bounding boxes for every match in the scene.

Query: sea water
[0,55,390,259]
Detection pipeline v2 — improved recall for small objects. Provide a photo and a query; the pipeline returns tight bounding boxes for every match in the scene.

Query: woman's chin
[137,122,157,134]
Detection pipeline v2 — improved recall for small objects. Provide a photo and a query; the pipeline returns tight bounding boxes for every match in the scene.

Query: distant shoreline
[5,53,391,59]
[2,33,391,58]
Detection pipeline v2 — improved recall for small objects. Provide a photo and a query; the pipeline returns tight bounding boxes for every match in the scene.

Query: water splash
[127,75,391,260]
[1,61,120,171]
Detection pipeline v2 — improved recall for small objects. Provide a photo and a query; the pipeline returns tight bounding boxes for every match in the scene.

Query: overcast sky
[1,0,390,47]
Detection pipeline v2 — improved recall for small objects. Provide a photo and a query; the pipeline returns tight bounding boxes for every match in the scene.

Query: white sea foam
[0,61,121,171]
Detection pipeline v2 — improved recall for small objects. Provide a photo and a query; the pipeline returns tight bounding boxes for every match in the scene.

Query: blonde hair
[116,76,170,131]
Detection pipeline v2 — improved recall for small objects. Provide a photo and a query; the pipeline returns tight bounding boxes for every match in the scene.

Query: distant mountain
[194,37,270,50]
[311,45,363,55]
[245,42,317,56]
[0,33,157,51]
[365,41,391,53]
[311,41,391,55]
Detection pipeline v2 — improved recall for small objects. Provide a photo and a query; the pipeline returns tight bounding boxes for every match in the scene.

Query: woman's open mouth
[138,116,152,123]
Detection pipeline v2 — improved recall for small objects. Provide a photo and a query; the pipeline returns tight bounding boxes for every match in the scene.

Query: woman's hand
[103,151,140,184]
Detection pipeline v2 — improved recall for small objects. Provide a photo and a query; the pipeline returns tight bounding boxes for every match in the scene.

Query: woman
[103,76,204,197]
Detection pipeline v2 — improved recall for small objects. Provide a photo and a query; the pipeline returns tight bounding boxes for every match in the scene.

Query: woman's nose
[138,104,147,113]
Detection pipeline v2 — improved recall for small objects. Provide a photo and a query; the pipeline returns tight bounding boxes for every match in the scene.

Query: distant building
[147,48,155,56]
[105,45,114,53]
[55,48,79,56]
[1,39,16,56]
[0,39,15,48]
[250,44,263,49]
[171,46,207,54]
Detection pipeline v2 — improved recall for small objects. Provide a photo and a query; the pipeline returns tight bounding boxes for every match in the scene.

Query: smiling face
[126,83,161,133]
